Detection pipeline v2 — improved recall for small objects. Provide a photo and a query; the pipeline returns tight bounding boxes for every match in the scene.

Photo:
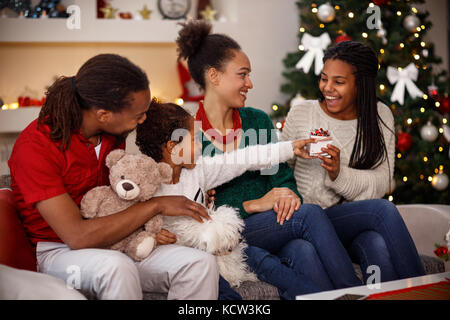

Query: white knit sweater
[280,100,395,209]
[153,141,294,207]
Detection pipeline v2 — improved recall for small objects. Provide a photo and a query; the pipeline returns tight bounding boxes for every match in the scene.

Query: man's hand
[151,195,210,223]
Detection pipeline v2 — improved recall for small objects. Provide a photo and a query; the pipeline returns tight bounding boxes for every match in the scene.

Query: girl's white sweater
[280,100,395,209]
[153,141,295,207]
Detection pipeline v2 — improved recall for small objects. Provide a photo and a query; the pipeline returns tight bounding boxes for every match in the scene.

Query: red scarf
[195,101,242,145]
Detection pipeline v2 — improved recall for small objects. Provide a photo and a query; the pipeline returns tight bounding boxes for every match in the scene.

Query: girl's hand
[318,144,341,181]
[155,228,177,246]
[292,138,320,159]
[205,189,216,208]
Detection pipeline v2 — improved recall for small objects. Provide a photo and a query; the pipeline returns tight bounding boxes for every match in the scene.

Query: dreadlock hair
[176,19,241,89]
[136,99,192,162]
[320,41,392,170]
[38,53,149,150]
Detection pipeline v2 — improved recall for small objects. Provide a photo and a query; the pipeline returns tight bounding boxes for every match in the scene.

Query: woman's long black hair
[320,41,392,170]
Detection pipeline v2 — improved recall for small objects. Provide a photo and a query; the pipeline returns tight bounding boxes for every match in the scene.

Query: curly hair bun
[176,20,212,60]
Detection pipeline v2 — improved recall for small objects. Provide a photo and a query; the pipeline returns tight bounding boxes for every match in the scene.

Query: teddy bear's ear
[157,162,173,184]
[106,149,126,169]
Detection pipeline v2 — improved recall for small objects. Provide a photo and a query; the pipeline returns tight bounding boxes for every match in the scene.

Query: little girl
[136,100,313,232]
[135,99,315,299]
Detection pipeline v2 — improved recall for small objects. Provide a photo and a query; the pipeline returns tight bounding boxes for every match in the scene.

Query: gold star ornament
[100,4,118,19]
[139,5,152,20]
[200,5,217,21]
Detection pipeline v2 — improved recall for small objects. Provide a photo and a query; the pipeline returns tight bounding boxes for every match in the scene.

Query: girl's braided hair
[320,41,392,170]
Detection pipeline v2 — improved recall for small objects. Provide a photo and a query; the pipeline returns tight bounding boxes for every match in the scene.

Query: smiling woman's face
[319,59,358,120]
[213,49,253,108]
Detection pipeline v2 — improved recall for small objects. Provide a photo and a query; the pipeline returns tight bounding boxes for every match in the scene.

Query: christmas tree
[272,0,449,204]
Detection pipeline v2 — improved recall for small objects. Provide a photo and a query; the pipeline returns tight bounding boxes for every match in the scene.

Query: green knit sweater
[200,107,302,219]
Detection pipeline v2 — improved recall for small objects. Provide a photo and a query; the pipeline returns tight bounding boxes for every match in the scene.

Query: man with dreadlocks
[282,41,425,284]
[8,54,220,300]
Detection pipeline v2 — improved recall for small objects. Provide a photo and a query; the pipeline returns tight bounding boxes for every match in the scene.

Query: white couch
[397,204,450,271]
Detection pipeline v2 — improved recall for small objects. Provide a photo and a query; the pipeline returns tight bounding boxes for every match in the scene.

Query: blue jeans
[242,203,362,299]
[325,199,425,282]
[218,275,242,300]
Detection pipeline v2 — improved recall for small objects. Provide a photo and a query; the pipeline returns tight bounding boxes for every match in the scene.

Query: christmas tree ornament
[138,5,152,20]
[100,4,118,19]
[387,63,424,105]
[296,32,331,76]
[420,121,438,142]
[335,34,352,43]
[403,14,420,33]
[431,171,449,191]
[443,125,450,142]
[199,5,216,21]
[438,96,450,114]
[373,0,389,5]
[396,132,413,152]
[317,2,335,23]
[427,83,438,97]
[290,93,305,108]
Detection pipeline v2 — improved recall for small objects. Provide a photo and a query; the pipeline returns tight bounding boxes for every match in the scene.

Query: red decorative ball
[396,132,413,152]
[438,96,450,114]
[335,34,352,43]
[373,0,389,5]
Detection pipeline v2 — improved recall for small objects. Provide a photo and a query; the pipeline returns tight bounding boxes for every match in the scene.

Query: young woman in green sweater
[175,20,363,299]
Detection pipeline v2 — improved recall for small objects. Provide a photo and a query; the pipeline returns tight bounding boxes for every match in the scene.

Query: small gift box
[307,128,332,158]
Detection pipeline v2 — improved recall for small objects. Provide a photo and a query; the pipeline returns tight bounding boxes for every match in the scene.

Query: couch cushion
[0,189,37,271]
[142,281,280,301]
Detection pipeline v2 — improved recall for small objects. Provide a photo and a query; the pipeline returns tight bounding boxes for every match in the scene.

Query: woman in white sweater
[281,41,425,283]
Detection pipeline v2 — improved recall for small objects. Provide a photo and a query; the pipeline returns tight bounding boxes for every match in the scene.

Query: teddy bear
[80,149,172,262]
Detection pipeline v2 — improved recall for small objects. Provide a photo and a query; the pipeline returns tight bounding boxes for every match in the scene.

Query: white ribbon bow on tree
[387,63,424,105]
[296,32,331,76]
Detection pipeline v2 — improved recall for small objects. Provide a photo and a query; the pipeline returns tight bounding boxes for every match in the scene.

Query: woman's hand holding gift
[318,144,341,181]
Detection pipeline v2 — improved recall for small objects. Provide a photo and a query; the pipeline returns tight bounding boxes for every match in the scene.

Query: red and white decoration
[177,61,204,102]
